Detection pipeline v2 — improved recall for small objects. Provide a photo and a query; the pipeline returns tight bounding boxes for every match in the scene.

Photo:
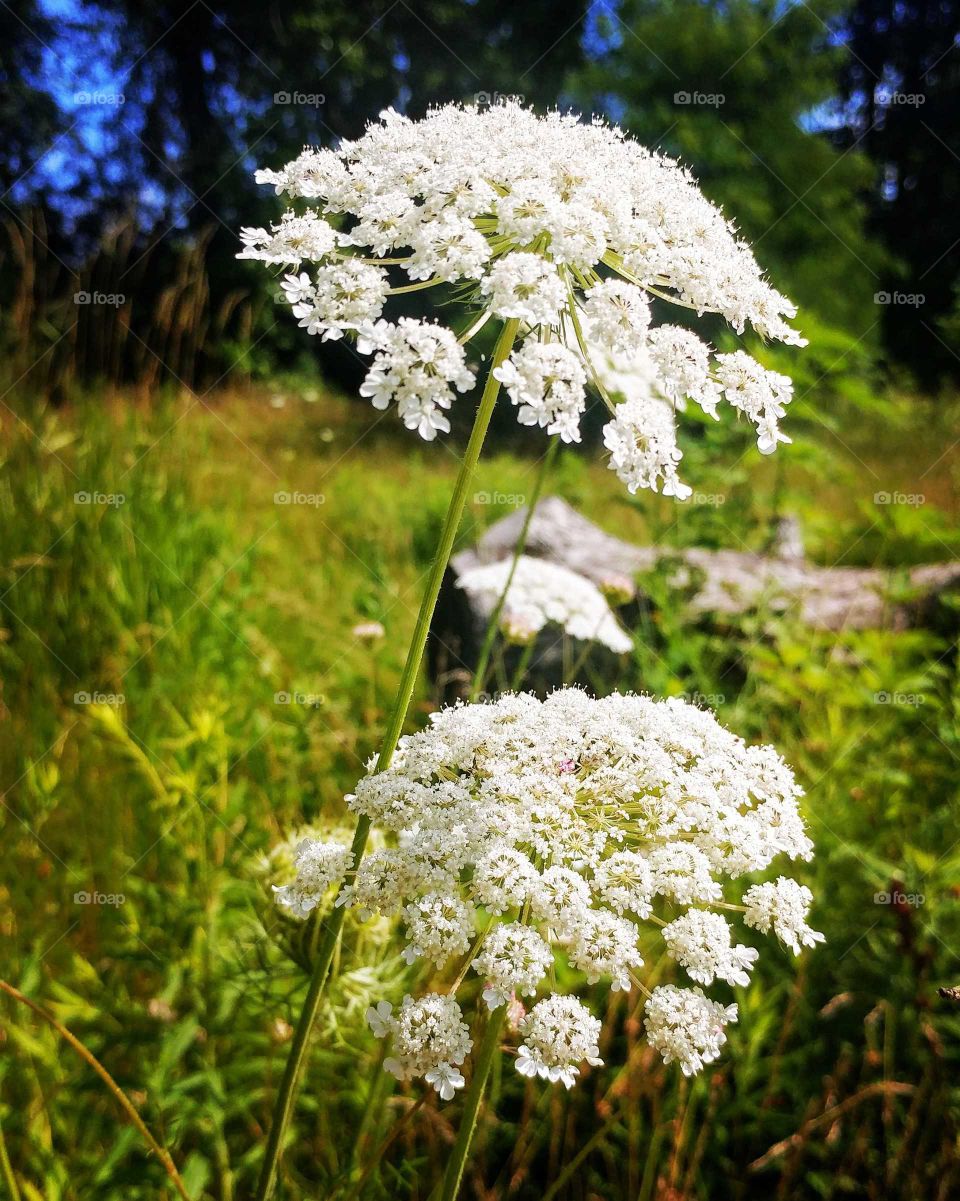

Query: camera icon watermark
[74,290,126,307]
[874,889,924,907]
[873,291,925,307]
[473,490,526,506]
[74,890,126,907]
[873,491,924,507]
[274,690,326,707]
[876,89,925,107]
[273,91,325,107]
[474,91,525,107]
[74,90,124,106]
[873,691,925,707]
[274,491,325,507]
[674,90,725,108]
[74,690,125,706]
[74,490,126,507]
[683,691,726,708]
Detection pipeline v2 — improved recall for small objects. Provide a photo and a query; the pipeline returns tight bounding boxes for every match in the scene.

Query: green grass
[1,380,959,1200]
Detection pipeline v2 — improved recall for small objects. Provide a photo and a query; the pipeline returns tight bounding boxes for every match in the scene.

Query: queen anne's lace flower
[644,985,738,1077]
[325,689,820,1097]
[357,318,475,439]
[474,924,554,1009]
[368,994,473,1100]
[493,343,587,443]
[569,910,644,991]
[402,893,476,966]
[593,850,654,918]
[272,839,353,918]
[472,844,539,914]
[743,877,824,954]
[480,253,567,324]
[239,211,339,266]
[517,995,603,1088]
[662,909,759,987]
[285,259,387,341]
[582,280,651,356]
[456,556,632,654]
[242,102,805,478]
[715,350,794,454]
[602,394,692,500]
[646,326,722,417]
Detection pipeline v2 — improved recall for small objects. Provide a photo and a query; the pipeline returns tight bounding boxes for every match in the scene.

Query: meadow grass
[1,380,959,1200]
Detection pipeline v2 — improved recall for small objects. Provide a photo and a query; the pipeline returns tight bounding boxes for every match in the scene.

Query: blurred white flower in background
[456,555,633,653]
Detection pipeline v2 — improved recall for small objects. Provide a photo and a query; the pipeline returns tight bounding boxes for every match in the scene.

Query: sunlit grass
[1,380,958,1200]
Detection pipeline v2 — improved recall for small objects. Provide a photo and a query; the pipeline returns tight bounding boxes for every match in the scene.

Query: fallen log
[428,496,960,701]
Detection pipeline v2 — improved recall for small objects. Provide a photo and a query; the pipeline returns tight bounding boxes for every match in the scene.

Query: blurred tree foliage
[836,0,960,384]
[0,0,60,201]
[0,0,954,391]
[572,0,884,339]
[0,0,589,390]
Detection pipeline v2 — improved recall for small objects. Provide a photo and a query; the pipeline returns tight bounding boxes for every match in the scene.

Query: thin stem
[439,1007,507,1201]
[0,1109,21,1201]
[342,1095,426,1201]
[387,279,445,295]
[457,308,492,345]
[469,438,559,701]
[0,980,191,1201]
[509,638,537,691]
[561,270,616,414]
[450,919,493,994]
[254,317,521,1201]
[540,1112,620,1201]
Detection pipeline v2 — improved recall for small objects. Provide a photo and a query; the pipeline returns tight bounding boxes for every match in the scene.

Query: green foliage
[2,383,959,1199]
[573,0,885,336]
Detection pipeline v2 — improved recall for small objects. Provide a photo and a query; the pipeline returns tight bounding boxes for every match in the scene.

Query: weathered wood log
[427,496,960,702]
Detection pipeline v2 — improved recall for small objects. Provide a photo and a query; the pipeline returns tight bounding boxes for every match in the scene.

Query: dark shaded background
[1,0,958,400]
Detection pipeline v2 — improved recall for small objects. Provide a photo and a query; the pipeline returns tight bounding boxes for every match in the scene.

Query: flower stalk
[469,436,559,701]
[254,317,520,1201]
[0,979,191,1201]
[438,1007,507,1201]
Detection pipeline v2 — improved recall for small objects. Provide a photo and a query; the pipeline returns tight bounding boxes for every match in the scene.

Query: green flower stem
[438,1006,507,1201]
[0,980,191,1201]
[0,1109,21,1201]
[254,317,520,1201]
[509,637,537,691]
[469,436,559,701]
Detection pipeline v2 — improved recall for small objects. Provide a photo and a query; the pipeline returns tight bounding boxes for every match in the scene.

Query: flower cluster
[241,101,805,493]
[272,837,353,918]
[367,994,472,1100]
[456,555,633,653]
[273,689,823,1098]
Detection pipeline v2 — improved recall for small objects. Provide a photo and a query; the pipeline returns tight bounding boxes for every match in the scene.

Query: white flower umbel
[582,279,651,356]
[357,318,475,440]
[456,556,633,654]
[242,101,805,473]
[743,877,824,954]
[644,985,738,1077]
[474,923,554,1009]
[349,688,819,1095]
[493,342,587,443]
[517,995,603,1088]
[662,909,759,987]
[602,393,692,500]
[480,253,567,324]
[272,839,353,918]
[368,993,473,1100]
